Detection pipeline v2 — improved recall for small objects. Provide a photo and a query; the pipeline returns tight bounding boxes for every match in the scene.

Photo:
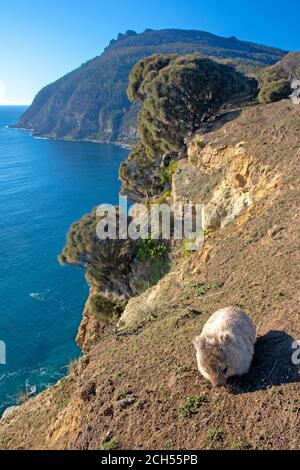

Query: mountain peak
[16,28,287,144]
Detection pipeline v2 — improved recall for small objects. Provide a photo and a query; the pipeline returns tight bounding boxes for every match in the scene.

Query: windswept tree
[59,207,170,302]
[121,54,257,199]
[59,208,136,297]
[128,54,256,158]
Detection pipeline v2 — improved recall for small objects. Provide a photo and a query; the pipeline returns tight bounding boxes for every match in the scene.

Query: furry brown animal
[193,307,256,387]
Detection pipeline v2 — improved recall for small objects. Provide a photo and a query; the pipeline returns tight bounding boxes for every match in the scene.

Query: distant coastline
[10,123,134,149]
[0,106,128,412]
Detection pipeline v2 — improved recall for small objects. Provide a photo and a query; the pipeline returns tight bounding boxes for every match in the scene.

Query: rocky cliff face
[15,29,287,145]
[1,100,299,450]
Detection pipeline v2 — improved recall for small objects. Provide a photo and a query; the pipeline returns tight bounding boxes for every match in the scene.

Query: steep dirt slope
[0,100,299,450]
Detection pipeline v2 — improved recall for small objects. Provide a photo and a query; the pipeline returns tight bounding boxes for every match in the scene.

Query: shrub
[258,79,291,104]
[136,238,168,262]
[102,439,119,450]
[233,440,253,450]
[194,136,203,148]
[193,282,222,296]
[159,161,178,185]
[258,51,300,104]
[59,208,137,291]
[89,293,123,320]
[178,395,208,418]
[207,428,225,442]
[67,358,79,375]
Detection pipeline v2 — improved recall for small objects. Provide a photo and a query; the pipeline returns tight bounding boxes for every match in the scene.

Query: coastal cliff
[14,29,287,146]
[0,97,299,449]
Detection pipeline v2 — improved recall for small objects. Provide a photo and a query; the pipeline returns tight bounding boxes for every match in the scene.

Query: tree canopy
[59,208,136,295]
[128,54,257,159]
[121,54,257,200]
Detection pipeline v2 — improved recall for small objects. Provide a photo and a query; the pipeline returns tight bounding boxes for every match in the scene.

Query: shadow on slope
[228,330,300,394]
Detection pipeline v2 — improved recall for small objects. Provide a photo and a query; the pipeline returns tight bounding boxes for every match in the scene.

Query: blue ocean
[0,106,128,412]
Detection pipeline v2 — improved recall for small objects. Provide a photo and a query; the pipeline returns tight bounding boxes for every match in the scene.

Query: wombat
[193,307,256,387]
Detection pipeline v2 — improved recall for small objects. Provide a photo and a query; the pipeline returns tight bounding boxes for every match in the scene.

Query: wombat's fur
[193,307,256,387]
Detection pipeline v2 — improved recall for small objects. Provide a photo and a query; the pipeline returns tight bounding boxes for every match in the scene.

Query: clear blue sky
[0,0,299,105]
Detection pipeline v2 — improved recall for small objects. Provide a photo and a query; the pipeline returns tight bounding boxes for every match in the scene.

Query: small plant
[67,358,79,375]
[155,190,172,204]
[207,428,225,442]
[233,440,253,450]
[159,168,171,185]
[144,313,156,322]
[191,421,199,431]
[178,395,208,418]
[164,439,174,449]
[52,378,72,410]
[235,303,245,310]
[162,190,172,198]
[282,117,300,130]
[136,237,168,262]
[159,160,178,185]
[132,279,150,295]
[116,388,133,400]
[194,136,203,148]
[89,294,125,328]
[193,282,222,296]
[102,439,119,450]
[181,239,195,256]
[175,365,189,375]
